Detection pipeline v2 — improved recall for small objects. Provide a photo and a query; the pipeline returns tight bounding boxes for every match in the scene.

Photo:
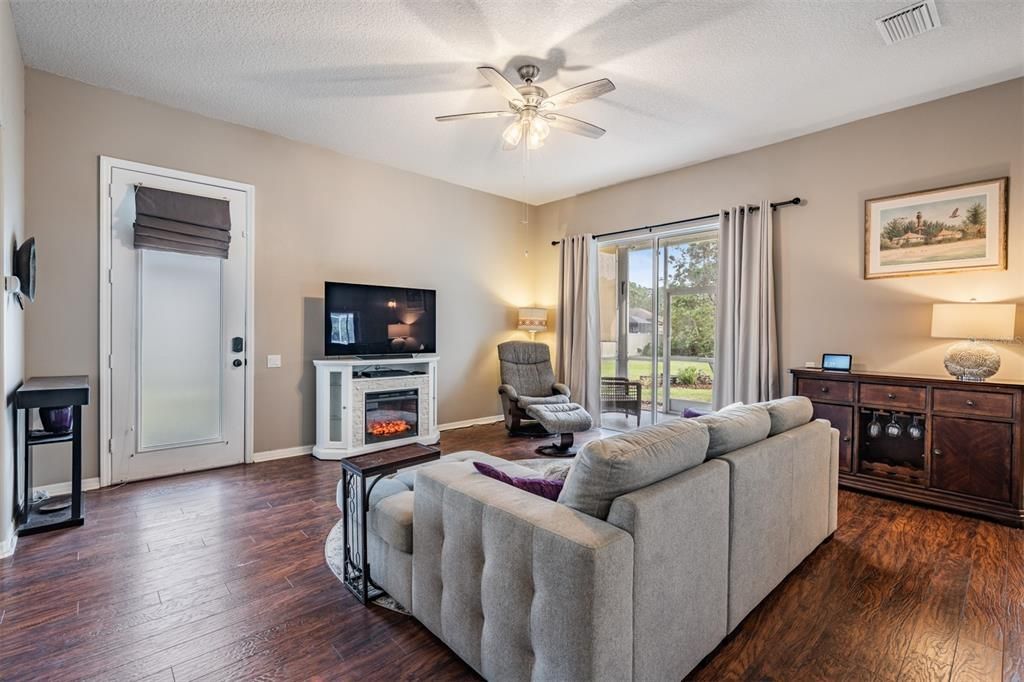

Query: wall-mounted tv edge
[324,281,437,358]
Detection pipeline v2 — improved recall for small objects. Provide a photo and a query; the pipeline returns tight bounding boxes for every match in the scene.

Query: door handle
[933,448,943,456]
[232,359,243,368]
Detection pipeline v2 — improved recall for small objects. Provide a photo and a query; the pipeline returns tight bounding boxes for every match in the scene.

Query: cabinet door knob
[820,386,829,393]
[842,436,851,443]
[933,448,943,456]
[887,393,896,400]
[965,399,976,407]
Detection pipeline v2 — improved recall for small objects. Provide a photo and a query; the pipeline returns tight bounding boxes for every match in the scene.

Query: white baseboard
[252,445,314,462]
[0,530,16,558]
[32,477,101,498]
[439,414,503,431]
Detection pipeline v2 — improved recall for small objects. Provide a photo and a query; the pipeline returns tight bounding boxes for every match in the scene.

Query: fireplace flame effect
[368,419,411,438]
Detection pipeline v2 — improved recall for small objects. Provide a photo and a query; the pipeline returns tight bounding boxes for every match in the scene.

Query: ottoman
[336,451,544,609]
[524,402,594,456]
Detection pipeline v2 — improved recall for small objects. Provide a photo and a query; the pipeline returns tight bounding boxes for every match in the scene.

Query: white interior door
[108,165,249,482]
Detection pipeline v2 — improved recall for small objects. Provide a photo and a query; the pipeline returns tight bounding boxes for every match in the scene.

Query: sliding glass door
[598,223,718,431]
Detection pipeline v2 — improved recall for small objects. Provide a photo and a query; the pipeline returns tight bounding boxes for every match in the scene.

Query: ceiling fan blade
[544,113,606,139]
[435,111,517,122]
[543,78,615,109]
[477,66,525,105]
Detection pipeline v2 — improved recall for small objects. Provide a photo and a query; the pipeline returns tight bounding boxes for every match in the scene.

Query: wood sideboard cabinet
[790,368,1024,527]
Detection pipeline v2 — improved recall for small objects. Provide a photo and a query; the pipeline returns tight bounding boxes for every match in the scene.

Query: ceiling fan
[436,64,615,150]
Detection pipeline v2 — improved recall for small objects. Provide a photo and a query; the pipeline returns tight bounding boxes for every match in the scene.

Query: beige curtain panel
[713,201,780,408]
[556,233,601,426]
[133,186,232,258]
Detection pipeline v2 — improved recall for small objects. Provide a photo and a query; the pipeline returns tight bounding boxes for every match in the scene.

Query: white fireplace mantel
[313,355,440,460]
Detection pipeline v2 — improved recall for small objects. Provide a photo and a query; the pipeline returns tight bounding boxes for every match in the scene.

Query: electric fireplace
[364,389,419,444]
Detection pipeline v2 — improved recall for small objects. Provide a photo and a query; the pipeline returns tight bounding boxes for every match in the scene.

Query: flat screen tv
[324,282,437,357]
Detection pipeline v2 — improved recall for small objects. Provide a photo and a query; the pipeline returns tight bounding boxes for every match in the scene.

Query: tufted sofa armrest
[412,461,634,681]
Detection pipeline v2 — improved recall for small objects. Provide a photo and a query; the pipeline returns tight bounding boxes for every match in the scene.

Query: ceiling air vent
[876,0,942,45]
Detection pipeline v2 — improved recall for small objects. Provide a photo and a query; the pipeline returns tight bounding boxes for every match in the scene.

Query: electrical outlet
[267,354,282,368]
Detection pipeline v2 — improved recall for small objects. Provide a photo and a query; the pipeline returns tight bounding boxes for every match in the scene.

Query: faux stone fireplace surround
[352,376,430,449]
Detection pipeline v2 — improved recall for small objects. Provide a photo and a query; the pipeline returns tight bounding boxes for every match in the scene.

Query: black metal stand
[536,432,578,457]
[14,377,90,536]
[340,466,384,605]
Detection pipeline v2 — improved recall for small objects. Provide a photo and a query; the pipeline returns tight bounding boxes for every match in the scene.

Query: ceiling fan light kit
[437,64,614,150]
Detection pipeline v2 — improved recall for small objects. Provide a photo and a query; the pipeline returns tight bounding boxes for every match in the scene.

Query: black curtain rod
[549,197,802,246]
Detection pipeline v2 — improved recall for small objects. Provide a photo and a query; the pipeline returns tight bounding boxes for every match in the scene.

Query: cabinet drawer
[859,383,926,411]
[797,378,854,402]
[933,388,1013,419]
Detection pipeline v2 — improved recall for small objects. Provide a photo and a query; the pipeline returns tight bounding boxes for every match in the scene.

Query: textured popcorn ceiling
[11,0,1024,204]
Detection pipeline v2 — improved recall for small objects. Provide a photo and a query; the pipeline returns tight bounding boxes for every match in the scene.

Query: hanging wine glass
[868,412,882,439]
[907,416,924,440]
[886,413,903,438]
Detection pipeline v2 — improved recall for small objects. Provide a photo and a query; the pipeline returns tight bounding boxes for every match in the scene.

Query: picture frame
[864,177,1008,279]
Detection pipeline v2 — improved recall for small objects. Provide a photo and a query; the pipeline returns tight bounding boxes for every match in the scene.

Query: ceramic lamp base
[944,339,1000,382]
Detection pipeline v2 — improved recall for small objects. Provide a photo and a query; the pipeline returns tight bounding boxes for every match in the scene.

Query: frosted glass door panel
[139,249,223,450]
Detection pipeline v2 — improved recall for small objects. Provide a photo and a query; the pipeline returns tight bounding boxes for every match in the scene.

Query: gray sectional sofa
[343,396,839,681]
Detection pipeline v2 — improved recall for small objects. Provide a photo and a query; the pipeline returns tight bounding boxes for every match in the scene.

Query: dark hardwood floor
[1,422,1021,681]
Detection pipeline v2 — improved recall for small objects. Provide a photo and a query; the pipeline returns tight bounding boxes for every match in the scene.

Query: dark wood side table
[340,443,441,604]
[14,376,90,536]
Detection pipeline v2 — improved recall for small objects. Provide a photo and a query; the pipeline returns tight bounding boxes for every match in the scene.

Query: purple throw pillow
[472,461,564,501]
[682,407,711,418]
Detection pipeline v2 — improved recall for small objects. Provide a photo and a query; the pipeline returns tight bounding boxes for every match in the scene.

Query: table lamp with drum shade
[931,303,1017,381]
[517,308,548,339]
[387,323,412,351]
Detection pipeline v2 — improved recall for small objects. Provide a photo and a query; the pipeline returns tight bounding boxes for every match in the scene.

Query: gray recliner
[497,341,571,434]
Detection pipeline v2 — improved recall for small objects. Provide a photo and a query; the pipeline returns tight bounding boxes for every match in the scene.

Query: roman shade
[133,186,231,258]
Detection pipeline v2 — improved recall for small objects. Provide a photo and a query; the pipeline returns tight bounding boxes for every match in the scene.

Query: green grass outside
[601,358,713,405]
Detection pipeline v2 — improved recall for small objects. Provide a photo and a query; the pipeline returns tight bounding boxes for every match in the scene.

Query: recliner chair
[497,341,571,434]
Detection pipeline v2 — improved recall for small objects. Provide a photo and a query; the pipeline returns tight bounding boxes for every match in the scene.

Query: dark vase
[39,406,73,434]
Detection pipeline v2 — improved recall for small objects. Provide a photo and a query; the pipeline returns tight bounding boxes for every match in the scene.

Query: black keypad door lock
[231,337,244,353]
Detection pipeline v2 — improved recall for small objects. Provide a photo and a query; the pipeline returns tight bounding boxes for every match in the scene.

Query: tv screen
[324,282,437,357]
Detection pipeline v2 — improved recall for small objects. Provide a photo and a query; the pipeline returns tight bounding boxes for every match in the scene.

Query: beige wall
[24,69,538,486]
[533,78,1024,389]
[1,0,25,551]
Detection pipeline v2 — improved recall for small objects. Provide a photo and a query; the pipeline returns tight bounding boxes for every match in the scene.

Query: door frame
[98,156,256,487]
[598,219,718,427]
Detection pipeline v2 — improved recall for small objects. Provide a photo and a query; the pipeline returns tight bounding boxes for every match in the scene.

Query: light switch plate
[267,354,282,368]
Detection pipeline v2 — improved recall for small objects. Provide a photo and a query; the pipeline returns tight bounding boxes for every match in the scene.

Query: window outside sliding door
[597,222,718,431]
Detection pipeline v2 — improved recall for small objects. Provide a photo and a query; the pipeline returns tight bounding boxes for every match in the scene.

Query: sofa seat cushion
[697,404,772,458]
[517,394,570,408]
[763,396,814,436]
[369,490,415,553]
[558,418,710,519]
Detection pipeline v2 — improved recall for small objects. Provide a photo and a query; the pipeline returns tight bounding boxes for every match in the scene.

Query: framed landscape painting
[864,177,1008,279]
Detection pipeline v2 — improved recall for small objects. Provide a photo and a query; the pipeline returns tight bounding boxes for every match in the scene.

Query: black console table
[14,376,90,536]
[340,443,440,604]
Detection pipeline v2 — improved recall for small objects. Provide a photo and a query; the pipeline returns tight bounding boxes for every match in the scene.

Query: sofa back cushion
[696,404,771,458]
[558,418,710,519]
[763,396,814,436]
